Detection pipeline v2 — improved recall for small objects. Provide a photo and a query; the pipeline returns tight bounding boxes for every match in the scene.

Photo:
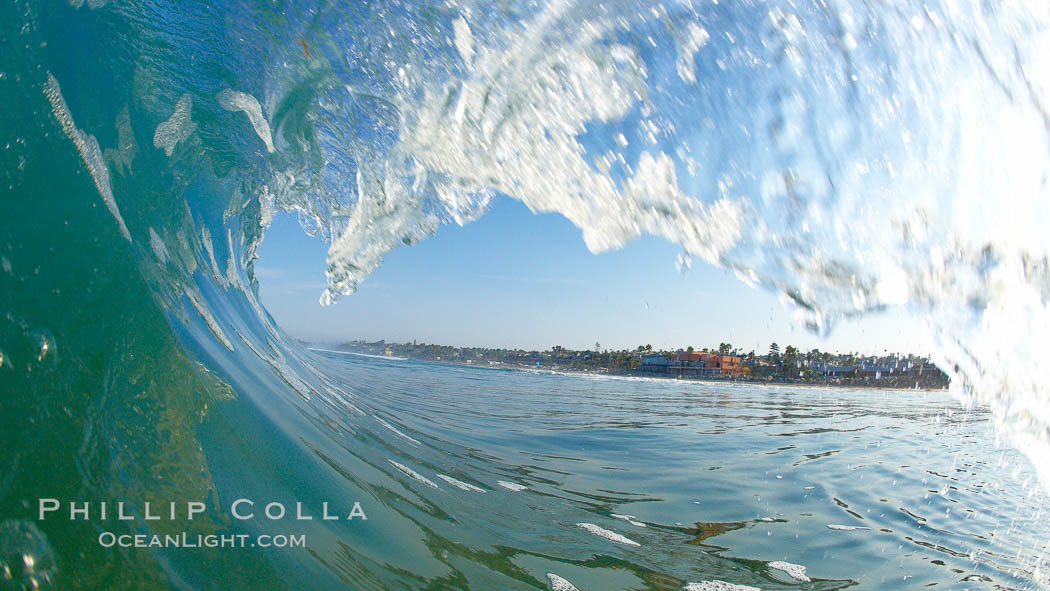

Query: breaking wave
[3,0,1050,588]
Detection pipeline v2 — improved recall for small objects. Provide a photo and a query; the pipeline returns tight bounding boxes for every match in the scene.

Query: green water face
[0,8,276,587]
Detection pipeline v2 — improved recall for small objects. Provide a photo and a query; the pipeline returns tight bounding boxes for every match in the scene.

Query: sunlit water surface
[283,352,1050,590]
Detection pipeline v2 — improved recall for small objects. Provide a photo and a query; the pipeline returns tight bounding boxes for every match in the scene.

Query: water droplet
[26,330,56,366]
[0,520,56,590]
[675,253,692,273]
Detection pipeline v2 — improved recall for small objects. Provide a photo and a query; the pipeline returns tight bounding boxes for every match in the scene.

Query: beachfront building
[810,362,896,379]
[641,354,670,372]
[715,354,744,377]
[667,352,744,378]
[811,363,857,377]
[669,352,715,377]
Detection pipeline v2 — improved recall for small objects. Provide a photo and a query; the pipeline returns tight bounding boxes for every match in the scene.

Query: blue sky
[255,197,929,355]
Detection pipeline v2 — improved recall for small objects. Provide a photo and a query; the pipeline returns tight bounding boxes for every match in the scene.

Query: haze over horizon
[256,198,932,357]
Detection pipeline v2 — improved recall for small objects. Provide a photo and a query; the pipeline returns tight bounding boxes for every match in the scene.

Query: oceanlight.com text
[97,532,306,549]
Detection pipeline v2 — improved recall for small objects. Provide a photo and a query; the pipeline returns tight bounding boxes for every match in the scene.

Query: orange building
[669,352,743,377]
[699,353,743,376]
[717,355,743,377]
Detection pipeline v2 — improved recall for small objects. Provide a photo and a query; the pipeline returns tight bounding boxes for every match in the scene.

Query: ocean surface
[3,0,1050,589]
[249,352,1050,590]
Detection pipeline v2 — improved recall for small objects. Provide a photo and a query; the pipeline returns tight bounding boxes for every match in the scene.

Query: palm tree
[783,345,800,372]
[768,342,781,366]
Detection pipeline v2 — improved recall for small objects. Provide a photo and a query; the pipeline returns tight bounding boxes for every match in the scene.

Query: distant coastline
[312,340,951,391]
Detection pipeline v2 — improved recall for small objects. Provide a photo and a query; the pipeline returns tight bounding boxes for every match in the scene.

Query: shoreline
[314,348,949,393]
[480,362,949,392]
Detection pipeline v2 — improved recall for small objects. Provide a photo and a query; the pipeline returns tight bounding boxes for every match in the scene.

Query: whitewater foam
[200,227,225,287]
[767,561,810,582]
[217,89,274,153]
[575,523,640,547]
[683,582,761,591]
[310,349,409,361]
[610,513,646,527]
[148,228,169,264]
[435,474,486,492]
[184,288,234,351]
[452,17,474,66]
[43,73,131,242]
[675,22,710,84]
[104,105,136,175]
[388,460,440,489]
[153,93,197,157]
[497,481,527,492]
[375,416,421,446]
[546,573,579,591]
